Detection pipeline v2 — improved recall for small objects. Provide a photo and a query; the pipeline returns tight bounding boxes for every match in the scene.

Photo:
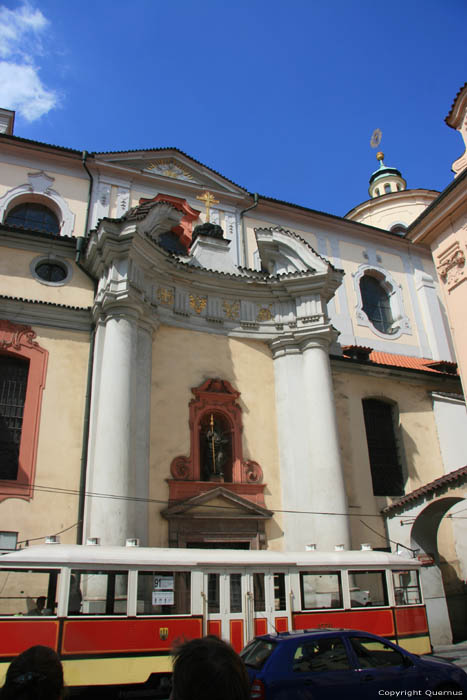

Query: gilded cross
[196,191,219,222]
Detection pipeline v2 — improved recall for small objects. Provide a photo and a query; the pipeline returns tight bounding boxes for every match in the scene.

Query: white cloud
[0,3,58,121]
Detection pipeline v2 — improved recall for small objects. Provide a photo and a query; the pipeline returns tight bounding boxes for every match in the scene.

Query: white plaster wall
[432,393,467,473]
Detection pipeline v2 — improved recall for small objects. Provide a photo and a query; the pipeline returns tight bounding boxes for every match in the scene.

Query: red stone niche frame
[0,321,48,502]
[138,194,200,251]
[170,378,264,486]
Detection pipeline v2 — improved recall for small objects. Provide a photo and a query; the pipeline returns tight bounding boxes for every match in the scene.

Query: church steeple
[369,151,407,198]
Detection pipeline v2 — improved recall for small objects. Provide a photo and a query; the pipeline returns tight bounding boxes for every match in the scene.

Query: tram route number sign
[152,575,174,606]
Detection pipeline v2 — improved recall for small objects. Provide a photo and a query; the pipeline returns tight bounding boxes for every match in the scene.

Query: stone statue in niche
[202,413,230,481]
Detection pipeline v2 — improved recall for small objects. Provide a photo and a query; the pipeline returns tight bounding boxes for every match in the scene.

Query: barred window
[0,355,29,480]
[362,399,404,496]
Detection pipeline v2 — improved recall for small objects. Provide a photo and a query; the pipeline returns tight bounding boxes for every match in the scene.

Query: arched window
[5,203,60,235]
[360,274,394,334]
[362,398,404,496]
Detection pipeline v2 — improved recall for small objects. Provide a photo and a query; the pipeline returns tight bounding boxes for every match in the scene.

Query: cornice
[84,216,344,343]
[0,296,92,332]
[406,169,467,245]
[345,189,439,222]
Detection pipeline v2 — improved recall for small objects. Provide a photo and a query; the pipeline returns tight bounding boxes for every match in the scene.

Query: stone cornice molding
[0,297,92,332]
[85,213,344,343]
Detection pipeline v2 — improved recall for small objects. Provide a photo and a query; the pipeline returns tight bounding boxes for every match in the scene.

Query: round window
[35,261,67,283]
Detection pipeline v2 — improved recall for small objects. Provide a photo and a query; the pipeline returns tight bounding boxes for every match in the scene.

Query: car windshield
[240,639,276,669]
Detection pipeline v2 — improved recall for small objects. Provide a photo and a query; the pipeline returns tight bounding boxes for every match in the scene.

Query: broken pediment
[255,226,334,276]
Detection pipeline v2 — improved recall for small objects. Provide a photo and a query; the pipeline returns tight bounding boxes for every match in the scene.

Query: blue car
[240,629,467,699]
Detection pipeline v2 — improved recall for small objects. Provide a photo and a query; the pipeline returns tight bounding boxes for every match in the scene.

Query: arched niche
[170,378,263,486]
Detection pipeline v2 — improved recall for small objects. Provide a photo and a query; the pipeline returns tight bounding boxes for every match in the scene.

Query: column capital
[269,323,339,359]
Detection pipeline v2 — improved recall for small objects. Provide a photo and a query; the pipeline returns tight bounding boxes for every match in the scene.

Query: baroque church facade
[1,84,467,645]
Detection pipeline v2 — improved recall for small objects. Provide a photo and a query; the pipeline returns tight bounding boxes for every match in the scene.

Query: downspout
[239,192,259,267]
[76,150,97,544]
[81,150,94,239]
[76,327,95,544]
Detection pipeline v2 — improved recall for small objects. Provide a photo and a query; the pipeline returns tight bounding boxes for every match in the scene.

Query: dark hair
[1,646,64,700]
[171,636,249,700]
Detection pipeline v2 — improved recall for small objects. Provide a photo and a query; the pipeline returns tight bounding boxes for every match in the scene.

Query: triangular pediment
[162,487,272,520]
[94,149,247,195]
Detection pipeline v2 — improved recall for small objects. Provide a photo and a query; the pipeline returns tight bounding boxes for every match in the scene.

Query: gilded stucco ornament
[189,295,207,314]
[257,305,273,322]
[223,300,240,320]
[157,287,174,306]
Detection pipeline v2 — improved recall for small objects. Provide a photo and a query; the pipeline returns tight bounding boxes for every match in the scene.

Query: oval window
[35,261,67,283]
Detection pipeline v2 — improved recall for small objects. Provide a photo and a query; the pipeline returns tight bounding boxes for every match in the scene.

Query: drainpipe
[81,150,94,238]
[239,192,259,267]
[75,150,97,543]
[76,326,95,544]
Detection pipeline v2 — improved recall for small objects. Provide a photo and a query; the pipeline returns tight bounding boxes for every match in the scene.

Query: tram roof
[0,545,421,570]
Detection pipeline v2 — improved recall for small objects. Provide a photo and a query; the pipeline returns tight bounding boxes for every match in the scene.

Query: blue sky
[0,0,466,218]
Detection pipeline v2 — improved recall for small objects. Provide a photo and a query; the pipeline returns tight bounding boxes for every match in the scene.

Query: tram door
[250,571,292,637]
[204,571,248,652]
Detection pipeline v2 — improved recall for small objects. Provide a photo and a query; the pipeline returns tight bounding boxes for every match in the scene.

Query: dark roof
[0,132,84,156]
[369,166,403,185]
[445,82,467,125]
[0,221,76,243]
[0,293,91,311]
[382,465,467,514]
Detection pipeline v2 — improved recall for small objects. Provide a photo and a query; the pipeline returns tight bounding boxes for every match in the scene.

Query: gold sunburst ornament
[370,128,382,149]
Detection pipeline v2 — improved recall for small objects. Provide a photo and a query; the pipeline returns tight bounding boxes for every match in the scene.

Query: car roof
[255,629,380,643]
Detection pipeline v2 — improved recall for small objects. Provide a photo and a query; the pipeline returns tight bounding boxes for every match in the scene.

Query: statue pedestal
[209,475,224,483]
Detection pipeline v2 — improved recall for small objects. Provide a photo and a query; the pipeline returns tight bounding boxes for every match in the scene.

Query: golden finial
[196,191,219,222]
[376,151,384,162]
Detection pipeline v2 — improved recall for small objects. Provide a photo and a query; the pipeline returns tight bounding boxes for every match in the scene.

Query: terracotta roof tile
[341,346,458,376]
[382,465,467,513]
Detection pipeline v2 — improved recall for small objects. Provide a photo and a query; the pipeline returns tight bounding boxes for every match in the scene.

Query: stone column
[131,322,154,546]
[85,306,139,546]
[300,331,350,550]
[271,329,350,552]
[272,337,313,550]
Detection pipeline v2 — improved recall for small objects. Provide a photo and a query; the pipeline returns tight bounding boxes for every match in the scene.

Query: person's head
[171,636,249,700]
[1,646,64,700]
[36,597,46,611]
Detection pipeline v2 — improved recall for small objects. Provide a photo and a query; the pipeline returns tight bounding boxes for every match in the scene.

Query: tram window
[274,573,286,610]
[137,571,190,615]
[392,570,421,605]
[349,571,388,607]
[0,569,59,616]
[300,572,343,609]
[230,574,242,613]
[253,574,265,612]
[208,573,220,613]
[71,570,128,615]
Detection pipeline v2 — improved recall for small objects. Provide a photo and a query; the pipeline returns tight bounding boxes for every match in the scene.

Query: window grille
[0,356,29,480]
[362,399,404,496]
